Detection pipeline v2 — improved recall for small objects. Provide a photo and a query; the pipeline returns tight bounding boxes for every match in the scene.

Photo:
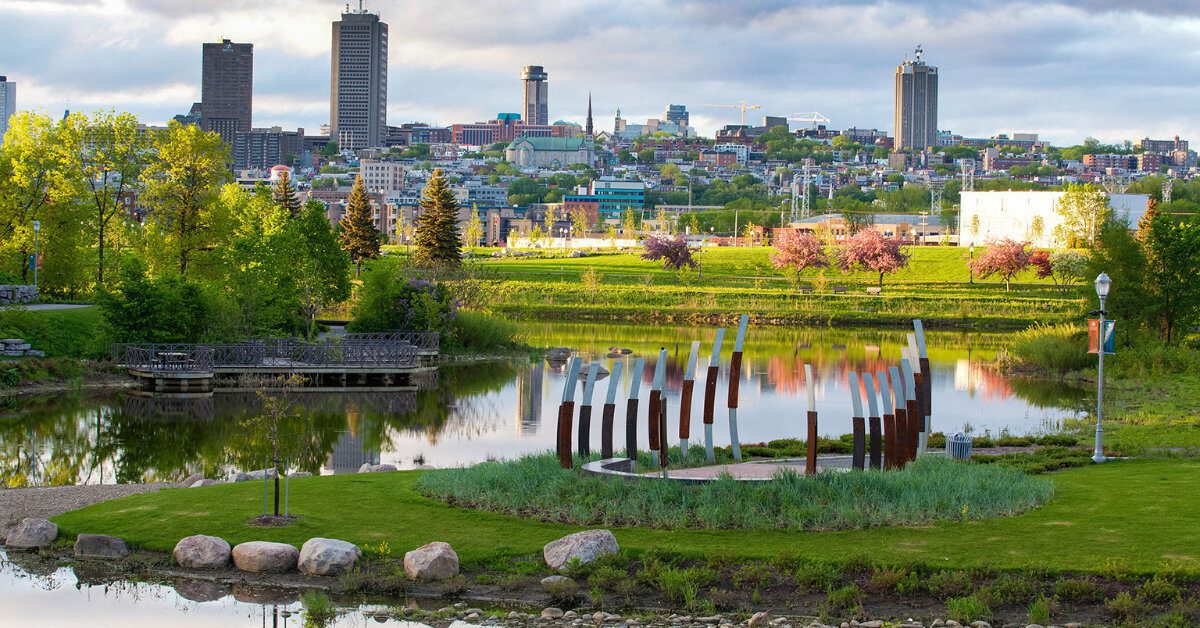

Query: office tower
[585,92,593,136]
[331,5,388,150]
[663,104,688,129]
[200,40,253,144]
[0,77,14,145]
[894,46,938,151]
[522,65,548,126]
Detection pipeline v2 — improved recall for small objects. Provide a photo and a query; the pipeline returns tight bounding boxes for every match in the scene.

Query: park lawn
[52,457,1199,574]
[0,305,106,358]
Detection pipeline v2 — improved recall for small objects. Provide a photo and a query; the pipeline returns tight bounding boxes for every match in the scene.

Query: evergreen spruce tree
[338,174,381,276]
[272,169,302,218]
[413,169,462,268]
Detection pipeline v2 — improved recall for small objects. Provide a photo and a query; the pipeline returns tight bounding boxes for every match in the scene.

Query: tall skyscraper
[585,92,593,136]
[0,76,14,145]
[522,65,548,126]
[894,46,938,151]
[200,40,253,144]
[331,5,388,150]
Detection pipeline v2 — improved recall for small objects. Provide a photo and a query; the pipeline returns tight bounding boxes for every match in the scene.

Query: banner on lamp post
[1087,319,1115,355]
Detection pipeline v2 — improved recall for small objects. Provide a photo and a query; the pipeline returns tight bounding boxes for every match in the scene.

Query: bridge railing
[123,345,215,373]
[115,337,422,371]
[341,331,439,352]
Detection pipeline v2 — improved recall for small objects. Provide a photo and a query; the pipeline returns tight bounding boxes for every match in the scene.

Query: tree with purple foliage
[770,230,829,272]
[970,238,1031,292]
[641,234,697,270]
[836,229,910,290]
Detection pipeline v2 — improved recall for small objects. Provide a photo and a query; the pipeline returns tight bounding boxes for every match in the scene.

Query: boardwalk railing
[115,334,429,372]
[342,331,439,352]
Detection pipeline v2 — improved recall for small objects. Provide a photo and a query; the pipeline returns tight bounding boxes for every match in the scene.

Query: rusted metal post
[864,372,881,470]
[901,351,920,462]
[703,328,726,463]
[625,358,645,462]
[578,362,600,458]
[600,361,623,459]
[914,320,931,454]
[557,357,582,469]
[849,371,866,471]
[878,369,895,470]
[678,341,700,459]
[804,364,817,475]
[888,366,907,469]
[727,315,750,461]
[658,391,669,474]
[648,349,667,466]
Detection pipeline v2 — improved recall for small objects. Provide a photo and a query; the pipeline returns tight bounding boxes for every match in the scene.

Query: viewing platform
[114,332,439,394]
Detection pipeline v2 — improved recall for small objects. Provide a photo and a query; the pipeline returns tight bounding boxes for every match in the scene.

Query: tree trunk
[878,272,884,290]
[97,218,106,287]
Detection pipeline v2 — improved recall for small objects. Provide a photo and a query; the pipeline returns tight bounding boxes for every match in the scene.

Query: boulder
[541,575,573,587]
[542,529,619,571]
[74,534,129,560]
[244,468,278,480]
[173,578,231,603]
[231,541,299,573]
[403,541,459,580]
[231,472,251,482]
[179,472,204,487]
[545,347,573,361]
[173,534,231,569]
[298,537,361,575]
[290,471,312,478]
[4,518,58,549]
[189,479,220,488]
[357,463,397,473]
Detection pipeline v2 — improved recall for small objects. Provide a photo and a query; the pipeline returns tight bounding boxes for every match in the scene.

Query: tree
[412,168,462,268]
[1027,215,1046,243]
[272,169,302,218]
[836,229,910,290]
[581,266,603,304]
[845,212,875,236]
[642,234,697,270]
[465,203,483,249]
[770,230,828,275]
[968,214,981,245]
[291,201,351,340]
[606,224,618,247]
[245,374,306,518]
[139,120,232,277]
[622,209,638,240]
[338,175,381,276]
[542,203,557,235]
[571,206,590,236]
[1054,183,1111,248]
[1030,249,1089,297]
[1140,214,1200,342]
[321,141,339,157]
[969,239,1030,291]
[58,110,150,288]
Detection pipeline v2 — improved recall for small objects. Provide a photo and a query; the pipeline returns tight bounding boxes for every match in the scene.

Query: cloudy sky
[2,0,1198,144]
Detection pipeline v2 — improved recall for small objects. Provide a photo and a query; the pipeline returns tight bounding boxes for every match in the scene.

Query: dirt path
[0,483,174,538]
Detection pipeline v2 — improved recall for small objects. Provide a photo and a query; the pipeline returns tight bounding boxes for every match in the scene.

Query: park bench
[796,285,814,293]
[832,286,848,294]
[865,287,882,295]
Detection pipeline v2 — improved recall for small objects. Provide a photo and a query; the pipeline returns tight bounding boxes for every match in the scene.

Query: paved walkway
[1,303,93,311]
[661,455,855,480]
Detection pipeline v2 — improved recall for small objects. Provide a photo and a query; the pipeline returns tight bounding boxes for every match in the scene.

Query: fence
[116,335,427,372]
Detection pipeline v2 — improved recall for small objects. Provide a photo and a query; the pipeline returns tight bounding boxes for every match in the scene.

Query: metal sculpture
[848,371,866,471]
[877,368,895,470]
[557,357,582,469]
[914,320,932,453]
[578,362,600,457]
[888,366,907,469]
[678,341,701,458]
[648,349,667,466]
[727,315,750,461]
[600,361,623,459]
[625,358,646,461]
[864,372,882,470]
[804,363,818,475]
[703,328,726,463]
[900,355,919,463]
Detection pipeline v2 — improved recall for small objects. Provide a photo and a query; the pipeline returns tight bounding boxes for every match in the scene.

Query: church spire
[585,92,593,136]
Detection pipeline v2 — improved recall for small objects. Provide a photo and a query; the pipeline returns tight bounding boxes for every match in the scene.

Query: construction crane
[702,101,762,126]
[784,112,831,129]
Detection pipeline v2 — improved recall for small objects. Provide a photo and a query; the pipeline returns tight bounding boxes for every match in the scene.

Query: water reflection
[1,322,1090,486]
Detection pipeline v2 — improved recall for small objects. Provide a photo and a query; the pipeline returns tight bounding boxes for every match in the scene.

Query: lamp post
[968,243,975,284]
[32,220,41,295]
[1092,272,1111,463]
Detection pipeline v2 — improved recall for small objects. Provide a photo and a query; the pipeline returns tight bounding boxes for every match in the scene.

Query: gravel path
[0,483,175,537]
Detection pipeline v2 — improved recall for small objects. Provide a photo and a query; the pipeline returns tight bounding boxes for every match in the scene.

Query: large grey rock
[231,541,298,573]
[173,534,231,569]
[403,541,459,580]
[543,529,619,571]
[5,518,57,549]
[74,534,129,559]
[298,537,361,575]
[179,472,204,487]
[357,463,397,473]
[189,479,220,488]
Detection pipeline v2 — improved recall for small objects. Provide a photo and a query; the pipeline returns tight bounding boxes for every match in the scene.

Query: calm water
[2,321,1089,487]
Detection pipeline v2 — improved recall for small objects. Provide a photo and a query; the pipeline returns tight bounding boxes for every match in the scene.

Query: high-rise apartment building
[200,40,253,144]
[663,104,689,129]
[894,46,938,151]
[331,6,388,150]
[521,65,548,126]
[0,76,14,145]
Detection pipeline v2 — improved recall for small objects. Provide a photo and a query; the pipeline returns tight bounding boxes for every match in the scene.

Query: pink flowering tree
[970,239,1031,291]
[641,234,697,270]
[836,229,911,290]
[771,230,828,289]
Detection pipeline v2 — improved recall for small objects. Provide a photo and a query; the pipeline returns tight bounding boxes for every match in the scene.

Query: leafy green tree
[571,206,589,236]
[622,209,638,239]
[1140,214,1200,342]
[99,258,213,343]
[581,266,602,304]
[338,175,381,276]
[216,184,302,337]
[58,110,151,288]
[465,203,483,249]
[139,121,232,277]
[291,200,351,340]
[412,169,462,268]
[1054,184,1110,248]
[272,169,302,218]
[1088,222,1149,331]
[320,141,338,157]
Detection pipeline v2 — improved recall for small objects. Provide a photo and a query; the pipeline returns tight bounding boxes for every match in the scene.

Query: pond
[2,321,1089,487]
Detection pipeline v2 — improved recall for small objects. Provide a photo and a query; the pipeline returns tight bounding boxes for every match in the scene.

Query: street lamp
[32,220,41,296]
[968,242,975,284]
[1092,272,1111,464]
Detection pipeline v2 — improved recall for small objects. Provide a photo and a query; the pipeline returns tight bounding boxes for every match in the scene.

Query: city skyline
[2,0,1198,144]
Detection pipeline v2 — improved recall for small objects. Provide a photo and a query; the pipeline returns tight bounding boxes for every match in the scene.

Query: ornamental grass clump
[416,453,1053,531]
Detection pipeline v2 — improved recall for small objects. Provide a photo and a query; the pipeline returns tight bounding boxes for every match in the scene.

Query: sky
[2,0,1199,145]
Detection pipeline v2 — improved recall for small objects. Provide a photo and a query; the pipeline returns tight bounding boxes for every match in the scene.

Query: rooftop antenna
[915,45,924,63]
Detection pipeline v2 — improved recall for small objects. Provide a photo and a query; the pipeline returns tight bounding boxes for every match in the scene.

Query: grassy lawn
[53,457,1199,574]
[0,305,105,358]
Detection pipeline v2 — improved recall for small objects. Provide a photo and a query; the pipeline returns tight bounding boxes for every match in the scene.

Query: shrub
[349,267,456,335]
[868,566,908,593]
[977,573,1040,607]
[732,563,772,590]
[545,577,580,606]
[1106,591,1150,623]
[588,565,629,591]
[448,311,520,352]
[99,262,215,344]
[1052,576,1107,603]
[1028,595,1055,624]
[655,566,714,608]
[927,570,973,598]
[1009,323,1091,373]
[796,561,843,592]
[1138,575,1184,605]
[820,584,863,619]
[946,595,992,623]
[302,591,336,626]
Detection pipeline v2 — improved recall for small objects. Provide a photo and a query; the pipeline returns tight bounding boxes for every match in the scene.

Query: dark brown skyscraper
[894,46,938,151]
[331,6,388,150]
[522,65,548,126]
[201,39,253,144]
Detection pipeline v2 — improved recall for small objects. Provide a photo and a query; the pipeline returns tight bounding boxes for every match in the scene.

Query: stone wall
[0,285,37,305]
[1,339,44,358]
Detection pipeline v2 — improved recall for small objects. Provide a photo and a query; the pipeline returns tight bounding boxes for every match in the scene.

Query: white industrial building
[959,191,1150,248]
